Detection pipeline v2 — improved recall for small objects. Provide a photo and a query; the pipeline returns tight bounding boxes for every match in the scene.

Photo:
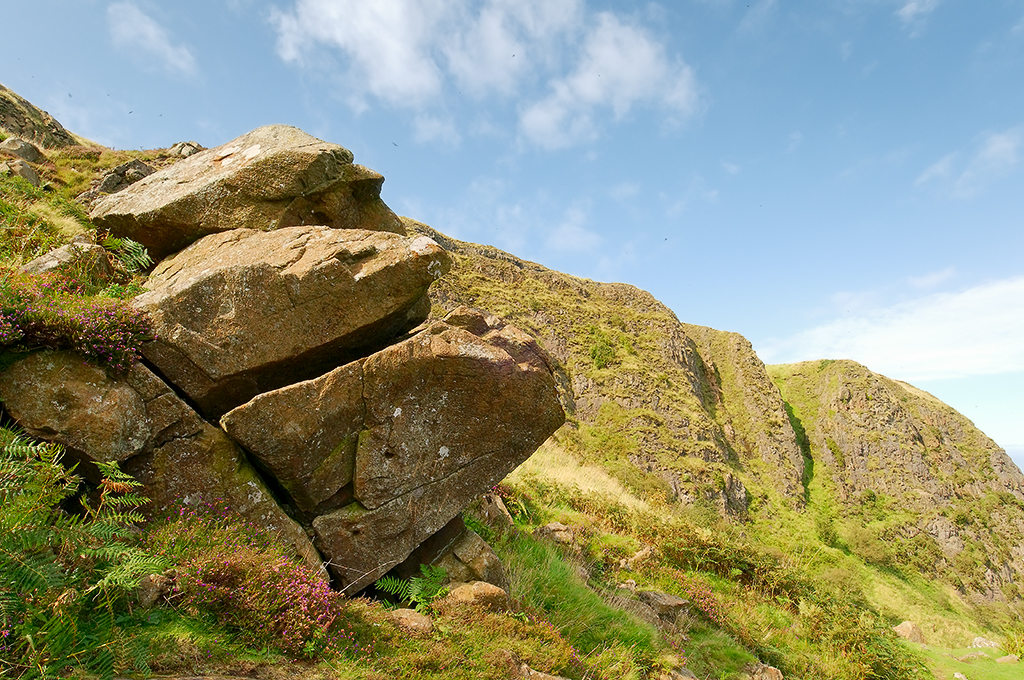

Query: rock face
[410,221,806,515]
[0,350,322,572]
[0,123,567,596]
[769,360,1024,601]
[236,316,564,591]
[90,125,404,261]
[0,82,78,148]
[133,226,451,419]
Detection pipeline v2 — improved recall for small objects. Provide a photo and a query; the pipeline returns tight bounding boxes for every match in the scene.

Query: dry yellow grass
[509,438,649,512]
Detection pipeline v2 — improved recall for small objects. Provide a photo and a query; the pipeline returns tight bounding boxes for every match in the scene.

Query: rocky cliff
[405,224,1024,602]
[407,222,806,517]
[769,360,1024,600]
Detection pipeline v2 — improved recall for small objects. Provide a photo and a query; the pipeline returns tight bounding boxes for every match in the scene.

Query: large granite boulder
[90,125,404,261]
[224,315,564,592]
[133,226,451,419]
[0,350,322,572]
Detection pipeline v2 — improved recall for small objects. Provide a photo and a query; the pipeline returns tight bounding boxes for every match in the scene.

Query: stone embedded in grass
[90,124,405,261]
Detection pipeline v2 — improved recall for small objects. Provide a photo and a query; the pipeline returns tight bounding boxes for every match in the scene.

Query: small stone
[996,654,1019,664]
[0,136,45,163]
[136,573,172,608]
[969,636,999,648]
[892,621,926,644]
[445,581,510,612]
[389,608,433,634]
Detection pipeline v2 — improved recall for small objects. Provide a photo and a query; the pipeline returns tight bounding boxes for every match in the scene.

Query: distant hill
[409,219,1024,603]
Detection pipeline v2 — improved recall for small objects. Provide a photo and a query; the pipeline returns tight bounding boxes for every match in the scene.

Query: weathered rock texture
[230,316,564,591]
[0,82,79,148]
[134,226,451,419]
[769,360,1024,600]
[91,125,404,261]
[0,350,322,571]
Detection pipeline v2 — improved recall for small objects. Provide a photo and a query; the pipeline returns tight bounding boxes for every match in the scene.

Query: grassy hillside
[3,101,1024,677]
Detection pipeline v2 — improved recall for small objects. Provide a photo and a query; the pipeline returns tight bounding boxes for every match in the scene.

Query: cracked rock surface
[133,226,451,419]
[90,125,404,261]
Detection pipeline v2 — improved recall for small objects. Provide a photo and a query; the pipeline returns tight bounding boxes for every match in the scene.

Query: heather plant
[0,269,152,372]
[0,427,169,679]
[147,504,372,661]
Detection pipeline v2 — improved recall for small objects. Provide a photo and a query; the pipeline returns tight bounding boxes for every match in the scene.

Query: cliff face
[408,220,807,515]
[769,360,1024,600]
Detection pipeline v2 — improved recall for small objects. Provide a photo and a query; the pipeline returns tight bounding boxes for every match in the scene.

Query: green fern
[102,236,154,273]
[374,564,449,613]
[0,427,169,679]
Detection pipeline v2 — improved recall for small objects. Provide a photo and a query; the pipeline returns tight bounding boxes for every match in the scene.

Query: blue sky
[3,0,1022,466]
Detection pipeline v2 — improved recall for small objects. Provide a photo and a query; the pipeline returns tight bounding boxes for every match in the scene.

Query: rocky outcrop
[1,124,565,595]
[90,125,405,261]
[0,158,40,187]
[409,221,807,515]
[133,226,451,419]
[283,319,562,591]
[77,160,156,204]
[18,235,114,283]
[0,137,45,163]
[0,350,322,572]
[0,82,78,148]
[769,360,1024,600]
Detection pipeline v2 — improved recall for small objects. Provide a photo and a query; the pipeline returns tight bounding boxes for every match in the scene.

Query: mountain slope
[409,219,807,514]
[769,360,1024,601]
[408,218,1024,607]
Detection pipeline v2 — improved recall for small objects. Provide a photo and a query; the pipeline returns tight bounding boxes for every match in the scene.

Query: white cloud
[721,161,741,175]
[270,1,699,147]
[954,128,1022,197]
[519,12,699,148]
[907,266,956,290]
[759,276,1024,381]
[107,2,196,76]
[443,0,582,97]
[413,114,462,146]
[271,0,451,108]
[544,204,602,252]
[896,0,940,35]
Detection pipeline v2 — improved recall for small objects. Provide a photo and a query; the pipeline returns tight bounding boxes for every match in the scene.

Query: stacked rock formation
[0,126,564,592]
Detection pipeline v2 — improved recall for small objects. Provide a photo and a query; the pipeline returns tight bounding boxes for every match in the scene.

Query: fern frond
[373,575,412,600]
[101,237,153,274]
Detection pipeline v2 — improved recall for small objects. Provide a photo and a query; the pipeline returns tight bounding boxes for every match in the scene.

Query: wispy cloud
[907,266,956,290]
[270,1,700,148]
[107,2,196,77]
[896,0,940,35]
[759,276,1024,381]
[413,114,462,146]
[545,204,602,252]
[519,12,699,148]
[914,127,1022,197]
[954,128,1022,197]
